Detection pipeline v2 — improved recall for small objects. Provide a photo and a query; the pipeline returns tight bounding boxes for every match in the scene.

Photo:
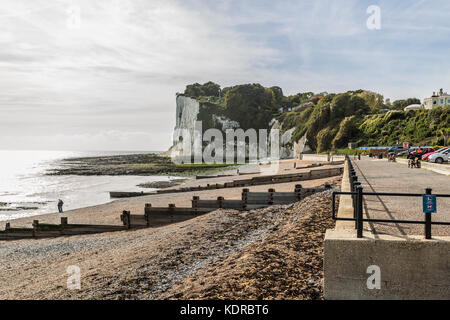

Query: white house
[423,88,450,109]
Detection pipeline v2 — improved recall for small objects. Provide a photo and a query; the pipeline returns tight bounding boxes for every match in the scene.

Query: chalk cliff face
[172,95,240,156]
[175,95,200,138]
[172,95,311,160]
[270,120,296,159]
[269,119,312,159]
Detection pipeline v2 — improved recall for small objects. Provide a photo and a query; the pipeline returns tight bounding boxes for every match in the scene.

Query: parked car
[428,149,450,164]
[422,147,450,161]
[387,147,407,156]
[409,146,434,158]
[397,150,409,156]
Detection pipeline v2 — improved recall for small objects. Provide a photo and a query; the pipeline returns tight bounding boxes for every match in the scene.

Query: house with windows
[423,88,450,109]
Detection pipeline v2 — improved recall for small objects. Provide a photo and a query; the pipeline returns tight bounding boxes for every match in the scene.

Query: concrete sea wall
[324,159,450,299]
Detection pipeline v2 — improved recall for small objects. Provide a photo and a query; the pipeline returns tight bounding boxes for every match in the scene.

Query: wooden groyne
[1,181,334,241]
[154,166,343,195]
[109,165,343,198]
[0,217,126,240]
[2,165,342,241]
[110,191,155,198]
[121,183,332,228]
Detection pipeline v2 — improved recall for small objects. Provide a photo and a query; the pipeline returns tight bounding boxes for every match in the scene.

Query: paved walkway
[353,158,450,237]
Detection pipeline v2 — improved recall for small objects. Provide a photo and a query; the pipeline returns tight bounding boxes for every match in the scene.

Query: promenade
[352,158,450,236]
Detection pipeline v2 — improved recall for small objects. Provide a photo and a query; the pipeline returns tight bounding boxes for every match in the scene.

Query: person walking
[57,199,64,213]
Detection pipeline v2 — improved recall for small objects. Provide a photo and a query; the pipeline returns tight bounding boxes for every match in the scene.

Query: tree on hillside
[357,91,384,113]
[202,81,221,97]
[391,98,421,110]
[440,128,450,145]
[329,93,369,121]
[224,84,280,130]
[332,116,359,149]
[184,83,204,98]
[287,92,315,106]
[270,86,284,104]
[184,81,221,98]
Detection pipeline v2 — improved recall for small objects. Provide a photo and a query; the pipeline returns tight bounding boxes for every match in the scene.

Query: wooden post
[217,196,224,208]
[168,204,175,223]
[145,204,151,227]
[295,184,303,199]
[268,189,275,205]
[192,196,199,208]
[60,217,68,234]
[32,220,39,238]
[121,210,131,229]
[242,188,249,209]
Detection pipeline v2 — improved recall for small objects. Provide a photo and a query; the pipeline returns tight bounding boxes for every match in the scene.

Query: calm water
[0,150,174,221]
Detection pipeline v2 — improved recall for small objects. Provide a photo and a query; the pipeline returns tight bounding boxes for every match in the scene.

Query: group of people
[407,148,422,168]
[388,153,396,162]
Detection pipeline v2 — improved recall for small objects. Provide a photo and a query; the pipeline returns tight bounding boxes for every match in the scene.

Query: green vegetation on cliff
[280,94,449,151]
[358,107,449,146]
[184,82,282,130]
[183,82,449,151]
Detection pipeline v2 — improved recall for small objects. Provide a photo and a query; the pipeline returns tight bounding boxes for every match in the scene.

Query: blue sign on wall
[422,195,437,213]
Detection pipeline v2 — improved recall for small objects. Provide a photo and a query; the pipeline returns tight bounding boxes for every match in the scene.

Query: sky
[1,0,450,151]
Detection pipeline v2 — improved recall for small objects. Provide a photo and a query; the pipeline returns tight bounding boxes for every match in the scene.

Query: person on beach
[57,199,64,213]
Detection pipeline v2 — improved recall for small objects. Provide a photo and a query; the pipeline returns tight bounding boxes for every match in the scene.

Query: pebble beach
[0,159,342,300]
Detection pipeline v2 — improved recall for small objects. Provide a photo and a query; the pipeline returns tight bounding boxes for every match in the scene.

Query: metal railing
[331,155,450,239]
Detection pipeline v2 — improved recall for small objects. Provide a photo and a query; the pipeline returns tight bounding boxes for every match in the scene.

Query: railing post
[331,192,336,220]
[356,186,363,238]
[425,187,432,240]
[353,181,361,225]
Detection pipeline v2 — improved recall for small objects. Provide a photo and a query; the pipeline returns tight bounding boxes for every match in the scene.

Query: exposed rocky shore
[47,154,236,176]
[136,179,186,189]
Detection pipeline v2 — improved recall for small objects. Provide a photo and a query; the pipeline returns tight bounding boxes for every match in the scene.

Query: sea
[0,150,176,222]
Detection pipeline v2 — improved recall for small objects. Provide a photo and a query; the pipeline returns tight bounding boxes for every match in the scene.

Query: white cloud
[0,0,450,150]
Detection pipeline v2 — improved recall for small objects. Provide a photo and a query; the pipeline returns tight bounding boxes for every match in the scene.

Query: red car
[410,147,434,158]
[422,147,449,161]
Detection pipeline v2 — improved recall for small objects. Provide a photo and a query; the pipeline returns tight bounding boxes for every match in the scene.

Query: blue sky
[0,0,449,150]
